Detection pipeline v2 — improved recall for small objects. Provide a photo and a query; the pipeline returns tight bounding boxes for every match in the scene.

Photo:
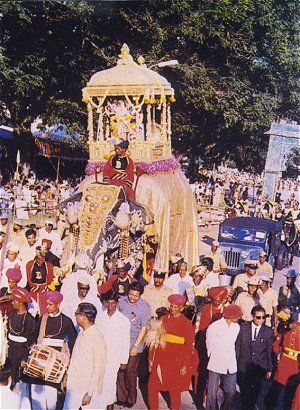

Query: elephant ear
[59,192,83,213]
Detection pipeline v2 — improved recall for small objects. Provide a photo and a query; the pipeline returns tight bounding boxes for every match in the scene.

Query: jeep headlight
[241,251,249,259]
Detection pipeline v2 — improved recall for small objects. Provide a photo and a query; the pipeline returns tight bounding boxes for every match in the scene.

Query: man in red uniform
[102,140,135,200]
[148,294,195,410]
[267,313,300,410]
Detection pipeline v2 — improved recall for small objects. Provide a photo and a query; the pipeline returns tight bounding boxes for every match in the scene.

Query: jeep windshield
[219,226,266,244]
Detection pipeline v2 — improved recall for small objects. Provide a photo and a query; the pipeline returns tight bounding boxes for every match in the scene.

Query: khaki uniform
[257,287,278,327]
[257,261,273,279]
[142,284,172,317]
[233,273,259,292]
[205,251,227,273]
[235,292,259,322]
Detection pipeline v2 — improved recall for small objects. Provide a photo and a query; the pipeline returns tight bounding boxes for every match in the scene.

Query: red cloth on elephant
[103,154,135,200]
[26,259,54,315]
[274,322,300,386]
[148,313,195,410]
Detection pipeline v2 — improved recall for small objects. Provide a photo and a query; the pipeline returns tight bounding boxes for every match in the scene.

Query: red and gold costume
[103,153,135,200]
[273,321,300,410]
[274,321,300,384]
[148,313,195,410]
[26,259,54,315]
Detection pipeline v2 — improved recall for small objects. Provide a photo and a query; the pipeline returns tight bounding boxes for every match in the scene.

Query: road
[122,223,299,410]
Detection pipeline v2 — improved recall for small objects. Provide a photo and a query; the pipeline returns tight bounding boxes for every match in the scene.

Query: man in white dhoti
[97,290,130,410]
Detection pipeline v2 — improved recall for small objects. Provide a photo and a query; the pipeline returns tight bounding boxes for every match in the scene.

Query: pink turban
[168,294,186,306]
[44,291,63,304]
[6,268,22,283]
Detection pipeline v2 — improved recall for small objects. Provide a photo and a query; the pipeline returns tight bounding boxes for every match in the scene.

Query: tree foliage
[0,0,299,172]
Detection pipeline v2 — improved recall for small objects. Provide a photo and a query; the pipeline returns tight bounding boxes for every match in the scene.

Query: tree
[1,0,299,172]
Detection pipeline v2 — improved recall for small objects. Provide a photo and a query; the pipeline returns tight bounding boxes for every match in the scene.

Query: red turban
[208,286,227,300]
[41,239,52,249]
[11,287,32,303]
[44,291,63,304]
[6,268,22,283]
[168,294,186,306]
[223,305,242,319]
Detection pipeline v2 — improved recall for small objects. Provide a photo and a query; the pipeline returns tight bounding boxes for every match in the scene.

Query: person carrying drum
[28,291,77,410]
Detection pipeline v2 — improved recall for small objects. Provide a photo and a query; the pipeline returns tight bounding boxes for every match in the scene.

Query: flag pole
[15,150,20,182]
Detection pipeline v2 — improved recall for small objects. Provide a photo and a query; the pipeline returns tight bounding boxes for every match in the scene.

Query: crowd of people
[191,166,300,220]
[0,219,299,409]
[0,157,299,410]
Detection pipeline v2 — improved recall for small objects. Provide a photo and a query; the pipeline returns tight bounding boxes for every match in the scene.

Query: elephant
[58,182,154,282]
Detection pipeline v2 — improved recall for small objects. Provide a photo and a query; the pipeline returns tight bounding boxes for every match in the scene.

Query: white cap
[247,277,261,286]
[13,219,23,226]
[6,242,20,253]
[45,219,54,225]
[77,273,91,286]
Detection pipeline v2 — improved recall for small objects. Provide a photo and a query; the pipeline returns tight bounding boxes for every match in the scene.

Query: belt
[283,347,300,361]
[165,333,185,344]
[8,333,27,343]
[42,338,64,347]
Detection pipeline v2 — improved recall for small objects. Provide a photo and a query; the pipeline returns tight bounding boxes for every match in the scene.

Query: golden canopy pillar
[82,44,199,272]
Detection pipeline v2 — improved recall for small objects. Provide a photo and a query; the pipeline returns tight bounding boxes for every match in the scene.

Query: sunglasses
[78,286,90,290]
[255,315,266,319]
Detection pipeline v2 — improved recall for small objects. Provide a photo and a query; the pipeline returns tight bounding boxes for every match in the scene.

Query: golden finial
[118,44,133,64]
[138,56,146,66]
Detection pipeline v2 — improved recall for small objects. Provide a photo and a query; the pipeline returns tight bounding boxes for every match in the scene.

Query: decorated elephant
[58,182,155,282]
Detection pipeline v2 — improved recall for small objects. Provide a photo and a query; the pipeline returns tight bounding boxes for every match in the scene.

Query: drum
[24,344,69,383]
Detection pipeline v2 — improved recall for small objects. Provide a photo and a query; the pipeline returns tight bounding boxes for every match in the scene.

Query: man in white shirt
[19,228,37,266]
[97,290,130,409]
[206,304,242,410]
[37,220,62,259]
[165,261,193,295]
[63,302,106,409]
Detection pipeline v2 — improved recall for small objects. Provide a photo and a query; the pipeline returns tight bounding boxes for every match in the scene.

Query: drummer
[30,291,77,410]
[8,287,36,391]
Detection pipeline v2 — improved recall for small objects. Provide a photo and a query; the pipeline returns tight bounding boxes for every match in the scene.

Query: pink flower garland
[85,158,180,175]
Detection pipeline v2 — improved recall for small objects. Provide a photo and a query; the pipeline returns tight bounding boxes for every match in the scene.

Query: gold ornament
[79,184,121,251]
